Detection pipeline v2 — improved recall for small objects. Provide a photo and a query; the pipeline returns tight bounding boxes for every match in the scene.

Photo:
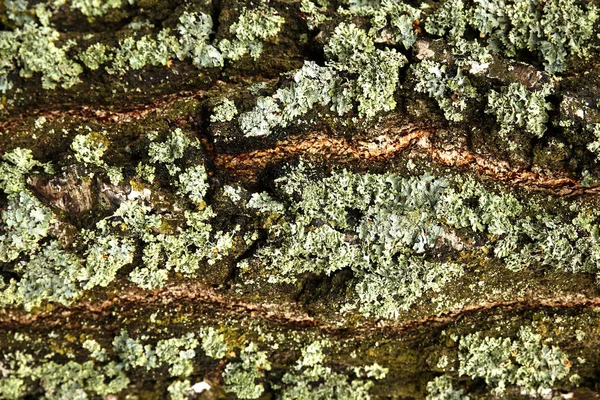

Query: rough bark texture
[3,0,600,399]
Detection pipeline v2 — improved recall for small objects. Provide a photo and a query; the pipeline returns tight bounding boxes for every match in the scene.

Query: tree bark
[2,0,600,399]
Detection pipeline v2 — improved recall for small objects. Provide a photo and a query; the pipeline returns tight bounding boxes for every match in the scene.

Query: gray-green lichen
[239,21,406,136]
[425,0,598,73]
[218,5,284,61]
[0,127,238,309]
[486,82,553,144]
[224,342,271,399]
[457,326,572,396]
[240,160,600,318]
[211,98,238,123]
[411,59,477,122]
[0,22,83,89]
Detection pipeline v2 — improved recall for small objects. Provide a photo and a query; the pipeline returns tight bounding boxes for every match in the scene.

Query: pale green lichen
[411,59,478,122]
[71,131,109,166]
[341,0,421,49]
[176,11,223,68]
[113,330,199,377]
[78,42,111,70]
[0,191,54,263]
[148,128,190,169]
[83,339,108,362]
[486,82,553,145]
[168,380,192,400]
[239,22,406,136]
[425,0,598,73]
[0,23,82,89]
[0,241,82,310]
[279,341,382,399]
[69,0,133,17]
[0,350,129,400]
[0,147,41,194]
[246,163,463,318]
[300,0,330,30]
[218,5,284,61]
[426,375,469,400]
[210,98,238,123]
[458,326,572,396]
[200,327,229,359]
[178,164,209,205]
[224,342,271,399]
[586,123,600,161]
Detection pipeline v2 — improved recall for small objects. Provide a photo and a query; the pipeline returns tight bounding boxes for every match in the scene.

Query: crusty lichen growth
[486,82,553,145]
[411,59,477,122]
[425,0,598,73]
[239,21,406,136]
[457,326,573,396]
[218,5,285,61]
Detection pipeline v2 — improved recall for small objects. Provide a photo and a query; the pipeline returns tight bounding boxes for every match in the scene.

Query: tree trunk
[2,0,600,399]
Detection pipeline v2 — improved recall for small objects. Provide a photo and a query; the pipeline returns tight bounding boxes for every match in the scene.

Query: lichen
[239,22,406,136]
[78,43,110,70]
[279,341,382,399]
[411,59,478,122]
[210,98,238,123]
[457,326,572,395]
[0,22,82,89]
[425,0,598,73]
[426,375,469,400]
[486,82,553,144]
[218,5,284,61]
[224,342,271,399]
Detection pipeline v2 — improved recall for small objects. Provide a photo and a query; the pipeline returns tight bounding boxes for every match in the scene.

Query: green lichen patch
[239,161,600,319]
[238,21,406,137]
[0,127,239,310]
[425,0,598,73]
[218,5,285,62]
[0,22,83,90]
